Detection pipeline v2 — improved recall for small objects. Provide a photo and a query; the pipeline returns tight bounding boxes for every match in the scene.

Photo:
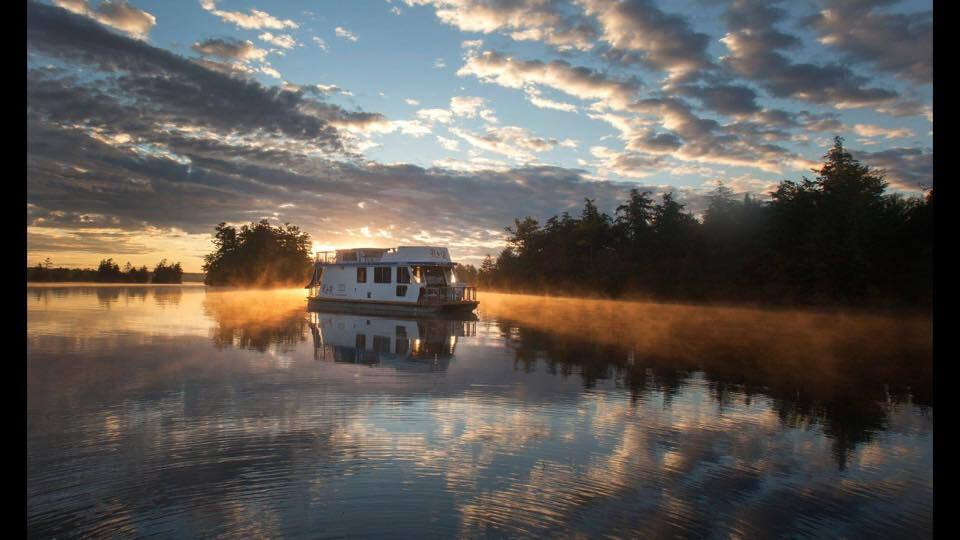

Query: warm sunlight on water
[27,285,932,538]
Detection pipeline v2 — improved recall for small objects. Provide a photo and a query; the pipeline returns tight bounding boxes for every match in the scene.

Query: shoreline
[25,282,932,318]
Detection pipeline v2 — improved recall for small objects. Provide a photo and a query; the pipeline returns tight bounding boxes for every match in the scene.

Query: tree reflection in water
[202,290,309,353]
[198,288,930,470]
[481,293,931,470]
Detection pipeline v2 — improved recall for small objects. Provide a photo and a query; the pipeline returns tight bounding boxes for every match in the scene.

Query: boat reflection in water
[307,308,477,371]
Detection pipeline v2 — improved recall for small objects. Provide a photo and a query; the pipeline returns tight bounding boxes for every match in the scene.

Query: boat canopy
[315,246,453,266]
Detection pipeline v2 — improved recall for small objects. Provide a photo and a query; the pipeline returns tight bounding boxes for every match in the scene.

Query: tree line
[27,258,184,283]
[475,138,932,308]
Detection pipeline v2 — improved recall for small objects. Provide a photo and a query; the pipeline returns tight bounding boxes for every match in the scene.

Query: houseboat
[305,246,479,313]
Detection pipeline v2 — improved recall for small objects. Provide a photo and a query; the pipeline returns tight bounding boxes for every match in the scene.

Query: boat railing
[315,251,336,264]
[419,286,477,304]
[315,250,391,264]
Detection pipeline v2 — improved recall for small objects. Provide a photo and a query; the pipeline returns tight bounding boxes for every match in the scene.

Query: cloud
[311,36,328,51]
[335,118,433,138]
[674,83,761,116]
[415,0,716,82]
[450,126,564,159]
[581,0,714,79]
[805,0,931,85]
[408,0,597,51]
[192,38,267,61]
[720,0,899,109]
[853,146,932,191]
[259,32,297,49]
[27,2,380,154]
[436,136,461,151]
[53,0,156,39]
[852,124,914,140]
[579,91,809,175]
[335,26,358,42]
[449,96,486,117]
[458,51,641,110]
[590,146,666,178]
[200,1,298,30]
[875,101,932,121]
[524,86,578,113]
[310,84,354,97]
[624,97,805,173]
[416,108,454,123]
[258,65,281,79]
[795,111,844,132]
[431,156,510,172]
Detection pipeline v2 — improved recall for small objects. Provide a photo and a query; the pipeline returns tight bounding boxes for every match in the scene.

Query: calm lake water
[27,285,932,538]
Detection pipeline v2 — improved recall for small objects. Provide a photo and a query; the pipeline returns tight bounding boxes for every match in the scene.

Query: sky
[26,0,933,271]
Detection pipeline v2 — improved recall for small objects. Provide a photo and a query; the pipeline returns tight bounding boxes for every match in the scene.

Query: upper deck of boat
[315,246,456,267]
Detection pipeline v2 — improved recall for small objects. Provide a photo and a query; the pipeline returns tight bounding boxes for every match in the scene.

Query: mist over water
[27,285,932,538]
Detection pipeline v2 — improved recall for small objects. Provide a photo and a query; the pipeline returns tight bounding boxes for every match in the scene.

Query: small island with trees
[202,220,313,286]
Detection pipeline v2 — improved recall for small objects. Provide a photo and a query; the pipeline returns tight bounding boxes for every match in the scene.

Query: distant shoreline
[25,272,205,284]
[26,281,206,287]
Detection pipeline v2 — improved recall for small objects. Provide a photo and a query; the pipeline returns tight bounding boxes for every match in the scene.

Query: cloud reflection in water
[27,287,931,537]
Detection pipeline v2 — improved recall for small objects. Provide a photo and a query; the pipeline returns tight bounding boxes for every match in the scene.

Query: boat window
[396,285,408,297]
[411,266,422,284]
[374,266,392,283]
[357,267,367,283]
[397,266,411,284]
[373,336,391,354]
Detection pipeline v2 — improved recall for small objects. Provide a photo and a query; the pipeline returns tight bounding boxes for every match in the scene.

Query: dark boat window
[396,285,408,297]
[355,334,366,350]
[374,266,392,283]
[373,336,391,354]
[357,267,367,283]
[397,266,411,284]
